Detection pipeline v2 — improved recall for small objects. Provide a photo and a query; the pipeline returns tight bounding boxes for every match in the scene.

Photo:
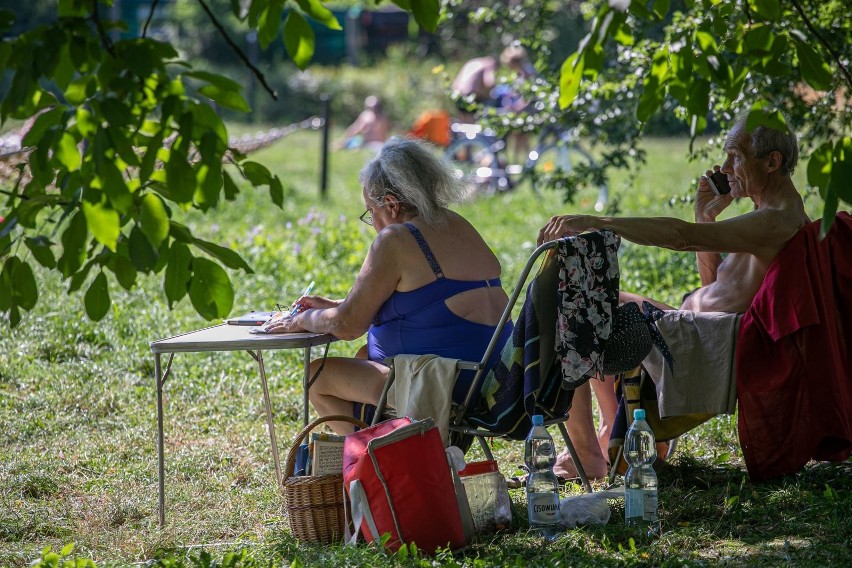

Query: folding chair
[373,233,622,495]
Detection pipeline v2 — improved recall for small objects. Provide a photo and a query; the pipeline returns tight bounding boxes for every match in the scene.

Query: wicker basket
[282,414,368,544]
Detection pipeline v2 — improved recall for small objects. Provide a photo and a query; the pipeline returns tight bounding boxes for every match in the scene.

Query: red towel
[736,212,852,481]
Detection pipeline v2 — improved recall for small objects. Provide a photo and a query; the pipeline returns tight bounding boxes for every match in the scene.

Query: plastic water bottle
[525,414,561,540]
[624,408,660,537]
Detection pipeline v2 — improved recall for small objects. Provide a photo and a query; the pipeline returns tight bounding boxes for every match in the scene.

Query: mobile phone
[708,171,731,195]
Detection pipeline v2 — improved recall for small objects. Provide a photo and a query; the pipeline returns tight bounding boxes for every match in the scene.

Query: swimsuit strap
[404,222,444,278]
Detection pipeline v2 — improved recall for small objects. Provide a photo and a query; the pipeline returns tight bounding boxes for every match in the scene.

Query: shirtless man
[537,116,811,480]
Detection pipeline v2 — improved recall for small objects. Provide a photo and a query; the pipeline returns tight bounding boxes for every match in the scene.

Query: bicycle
[444,122,609,212]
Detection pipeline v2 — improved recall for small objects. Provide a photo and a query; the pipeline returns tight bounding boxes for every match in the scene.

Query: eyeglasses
[359,201,385,226]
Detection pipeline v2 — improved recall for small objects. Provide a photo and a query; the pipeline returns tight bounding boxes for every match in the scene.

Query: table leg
[303,345,312,426]
[155,352,165,528]
[256,350,284,491]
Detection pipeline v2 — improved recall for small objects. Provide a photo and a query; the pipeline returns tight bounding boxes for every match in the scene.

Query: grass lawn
[1,129,849,567]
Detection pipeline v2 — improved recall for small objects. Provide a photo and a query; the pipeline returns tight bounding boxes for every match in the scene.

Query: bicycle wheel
[445,137,509,196]
[526,141,609,211]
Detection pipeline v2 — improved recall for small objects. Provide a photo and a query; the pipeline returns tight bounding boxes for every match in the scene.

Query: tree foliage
[509,1,849,220]
[0,0,439,327]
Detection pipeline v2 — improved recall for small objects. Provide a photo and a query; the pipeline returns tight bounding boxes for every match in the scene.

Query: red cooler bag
[342,417,472,552]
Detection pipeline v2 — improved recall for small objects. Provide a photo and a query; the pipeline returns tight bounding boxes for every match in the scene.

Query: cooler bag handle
[345,479,381,546]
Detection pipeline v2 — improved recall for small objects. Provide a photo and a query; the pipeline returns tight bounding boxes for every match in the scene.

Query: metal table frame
[150,324,335,527]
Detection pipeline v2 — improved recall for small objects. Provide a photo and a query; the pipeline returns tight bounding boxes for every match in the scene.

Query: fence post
[320,94,330,199]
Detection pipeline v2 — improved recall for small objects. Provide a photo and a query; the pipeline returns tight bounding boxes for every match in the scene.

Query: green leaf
[97,160,133,214]
[165,148,197,203]
[100,98,134,128]
[58,212,88,277]
[652,0,670,19]
[84,271,110,320]
[559,53,585,110]
[189,257,234,320]
[68,258,96,293]
[749,0,781,21]
[269,176,284,207]
[283,11,315,70]
[408,0,440,33]
[193,237,253,272]
[807,141,833,198]
[82,200,120,252]
[795,40,833,91]
[21,106,65,147]
[223,170,239,200]
[612,19,634,46]
[820,186,838,239]
[106,125,140,167]
[198,85,251,113]
[139,193,170,249]
[745,101,787,133]
[242,161,273,185]
[637,77,663,123]
[295,0,343,30]
[2,256,38,310]
[164,242,192,306]
[75,107,98,138]
[829,137,852,203]
[258,1,284,49]
[685,79,710,117]
[25,236,56,269]
[129,225,158,272]
[55,132,82,172]
[184,70,244,94]
[106,254,137,290]
[169,221,194,243]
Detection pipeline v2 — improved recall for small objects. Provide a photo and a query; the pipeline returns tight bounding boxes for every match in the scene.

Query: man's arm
[537,208,794,261]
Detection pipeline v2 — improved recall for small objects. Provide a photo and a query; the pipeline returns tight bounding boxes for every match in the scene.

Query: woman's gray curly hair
[359,136,466,226]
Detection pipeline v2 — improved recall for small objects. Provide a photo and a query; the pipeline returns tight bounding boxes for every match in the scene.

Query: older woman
[264,136,514,434]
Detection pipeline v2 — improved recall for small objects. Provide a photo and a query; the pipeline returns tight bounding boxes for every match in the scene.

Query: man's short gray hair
[735,113,799,175]
[359,136,466,226]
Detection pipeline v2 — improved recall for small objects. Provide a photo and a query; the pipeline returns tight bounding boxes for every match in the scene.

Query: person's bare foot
[553,448,608,481]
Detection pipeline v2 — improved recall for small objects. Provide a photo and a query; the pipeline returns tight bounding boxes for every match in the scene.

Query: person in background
[451,45,533,120]
[263,136,514,434]
[336,95,391,151]
[538,115,810,480]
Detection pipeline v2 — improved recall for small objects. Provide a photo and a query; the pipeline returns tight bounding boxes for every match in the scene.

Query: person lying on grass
[537,113,810,481]
[262,136,514,434]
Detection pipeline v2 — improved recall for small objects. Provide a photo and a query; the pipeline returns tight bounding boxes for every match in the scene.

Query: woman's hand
[537,215,595,245]
[695,166,734,223]
[260,311,308,334]
[291,294,339,313]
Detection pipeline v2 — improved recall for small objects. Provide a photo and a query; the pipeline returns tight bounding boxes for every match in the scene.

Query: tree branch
[196,0,278,100]
[90,0,115,57]
[142,0,161,39]
[789,0,852,90]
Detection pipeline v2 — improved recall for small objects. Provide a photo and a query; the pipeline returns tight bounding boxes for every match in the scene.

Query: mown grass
[1,129,849,568]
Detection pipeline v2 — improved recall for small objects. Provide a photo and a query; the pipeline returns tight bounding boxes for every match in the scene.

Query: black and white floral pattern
[555,230,621,389]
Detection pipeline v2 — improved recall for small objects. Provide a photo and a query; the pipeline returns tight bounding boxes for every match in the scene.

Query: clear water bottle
[624,408,660,537]
[525,414,561,540]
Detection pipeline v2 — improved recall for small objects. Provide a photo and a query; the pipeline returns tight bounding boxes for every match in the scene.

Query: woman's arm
[264,228,404,339]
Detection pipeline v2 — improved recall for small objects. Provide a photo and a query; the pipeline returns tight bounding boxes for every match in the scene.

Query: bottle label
[528,491,560,524]
[625,488,658,522]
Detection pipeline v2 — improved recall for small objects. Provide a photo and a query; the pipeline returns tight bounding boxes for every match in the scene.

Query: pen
[289,280,315,316]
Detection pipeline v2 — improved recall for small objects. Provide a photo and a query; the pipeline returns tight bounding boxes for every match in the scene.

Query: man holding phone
[536,114,812,480]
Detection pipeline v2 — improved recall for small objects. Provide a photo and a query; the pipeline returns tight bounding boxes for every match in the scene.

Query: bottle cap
[531,414,544,425]
[633,408,646,421]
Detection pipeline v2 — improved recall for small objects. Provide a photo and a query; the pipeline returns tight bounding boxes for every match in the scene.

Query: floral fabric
[555,230,621,389]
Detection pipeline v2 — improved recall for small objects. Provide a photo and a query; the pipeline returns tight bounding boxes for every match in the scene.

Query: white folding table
[150,324,336,527]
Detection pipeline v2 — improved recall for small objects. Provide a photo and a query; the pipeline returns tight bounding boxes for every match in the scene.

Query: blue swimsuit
[367,223,514,403]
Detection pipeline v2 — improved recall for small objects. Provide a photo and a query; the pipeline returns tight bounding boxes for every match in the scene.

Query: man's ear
[766,150,782,173]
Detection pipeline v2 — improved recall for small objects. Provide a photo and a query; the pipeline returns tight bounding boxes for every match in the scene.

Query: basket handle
[284,414,368,478]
